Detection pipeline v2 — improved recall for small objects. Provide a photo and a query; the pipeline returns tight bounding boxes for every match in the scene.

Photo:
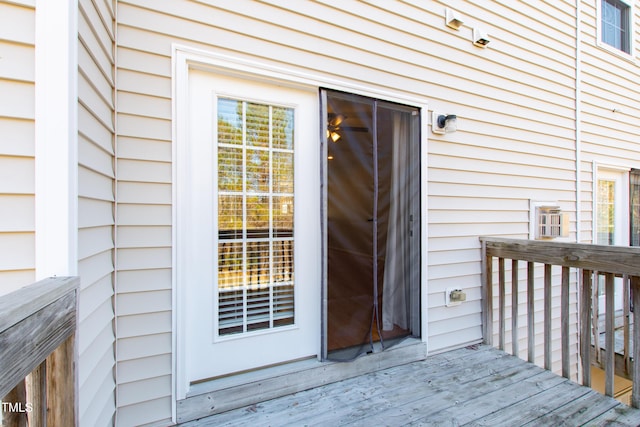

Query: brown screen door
[321,89,421,361]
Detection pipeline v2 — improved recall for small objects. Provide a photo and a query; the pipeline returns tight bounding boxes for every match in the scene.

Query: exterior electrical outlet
[446,288,466,307]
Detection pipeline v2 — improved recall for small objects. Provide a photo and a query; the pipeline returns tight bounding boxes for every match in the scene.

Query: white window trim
[592,162,631,246]
[596,0,636,61]
[529,200,571,242]
[172,44,430,418]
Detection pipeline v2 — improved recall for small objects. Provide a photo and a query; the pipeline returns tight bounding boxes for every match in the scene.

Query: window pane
[602,0,630,53]
[273,240,293,282]
[218,241,243,289]
[246,195,270,238]
[218,147,243,192]
[273,152,294,193]
[218,98,243,145]
[631,170,640,246]
[247,286,271,331]
[597,179,615,245]
[218,195,243,239]
[246,149,270,193]
[273,283,294,327]
[273,196,293,238]
[218,288,244,335]
[273,107,294,150]
[246,103,270,148]
[247,241,270,286]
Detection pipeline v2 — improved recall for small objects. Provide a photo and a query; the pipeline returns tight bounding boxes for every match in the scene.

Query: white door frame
[172,44,430,421]
[594,164,630,314]
[593,164,630,246]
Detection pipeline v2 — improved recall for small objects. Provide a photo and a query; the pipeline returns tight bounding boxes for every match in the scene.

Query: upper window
[600,0,632,55]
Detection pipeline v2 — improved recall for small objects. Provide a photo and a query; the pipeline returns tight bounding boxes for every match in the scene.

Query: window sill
[595,40,637,65]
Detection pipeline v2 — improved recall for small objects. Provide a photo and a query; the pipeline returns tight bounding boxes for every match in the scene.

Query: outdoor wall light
[432,112,457,134]
[445,8,464,30]
[473,27,491,48]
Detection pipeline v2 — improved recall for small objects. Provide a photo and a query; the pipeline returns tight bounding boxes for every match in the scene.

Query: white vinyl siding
[114,1,583,422]
[580,0,640,244]
[77,0,116,426]
[115,3,173,422]
[0,1,35,294]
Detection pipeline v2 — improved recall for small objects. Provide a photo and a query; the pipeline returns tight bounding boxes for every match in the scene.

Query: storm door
[595,168,628,314]
[322,90,421,361]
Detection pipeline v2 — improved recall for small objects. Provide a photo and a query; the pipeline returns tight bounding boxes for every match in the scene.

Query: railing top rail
[0,276,79,400]
[0,276,79,334]
[480,237,640,276]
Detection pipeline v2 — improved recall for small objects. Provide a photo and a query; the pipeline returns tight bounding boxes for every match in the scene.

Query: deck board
[180,345,640,426]
[521,391,621,426]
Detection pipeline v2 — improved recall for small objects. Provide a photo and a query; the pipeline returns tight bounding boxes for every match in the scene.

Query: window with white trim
[216,97,295,336]
[600,0,633,55]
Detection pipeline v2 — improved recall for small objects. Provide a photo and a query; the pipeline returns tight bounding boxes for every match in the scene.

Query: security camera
[473,28,490,48]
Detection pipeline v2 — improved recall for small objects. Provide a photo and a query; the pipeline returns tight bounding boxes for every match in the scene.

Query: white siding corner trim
[172,44,429,420]
[35,0,79,279]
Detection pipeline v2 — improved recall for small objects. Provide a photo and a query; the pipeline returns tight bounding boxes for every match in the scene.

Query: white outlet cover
[445,287,462,307]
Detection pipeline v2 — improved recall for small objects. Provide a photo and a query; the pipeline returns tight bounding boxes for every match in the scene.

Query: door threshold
[177,338,426,424]
[187,355,321,397]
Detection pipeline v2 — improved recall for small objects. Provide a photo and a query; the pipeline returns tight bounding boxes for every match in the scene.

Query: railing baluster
[544,263,552,371]
[631,276,640,408]
[580,269,592,387]
[623,275,630,375]
[47,335,75,427]
[527,261,535,364]
[605,272,615,397]
[499,257,505,351]
[2,380,28,426]
[26,361,46,427]
[482,240,493,346]
[592,272,601,366]
[512,259,519,357]
[561,266,570,379]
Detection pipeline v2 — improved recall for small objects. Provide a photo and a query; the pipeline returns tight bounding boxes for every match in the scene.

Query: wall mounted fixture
[445,288,466,307]
[473,28,490,48]
[432,112,457,134]
[529,200,569,240]
[445,8,464,30]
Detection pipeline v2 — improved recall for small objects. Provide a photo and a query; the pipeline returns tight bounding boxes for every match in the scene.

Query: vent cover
[536,206,569,239]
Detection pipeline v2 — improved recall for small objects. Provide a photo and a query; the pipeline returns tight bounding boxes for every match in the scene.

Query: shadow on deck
[180,345,640,426]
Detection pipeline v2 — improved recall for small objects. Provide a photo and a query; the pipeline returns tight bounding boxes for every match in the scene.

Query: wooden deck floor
[180,345,640,426]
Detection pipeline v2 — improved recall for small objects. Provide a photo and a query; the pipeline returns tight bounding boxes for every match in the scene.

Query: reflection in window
[602,0,631,54]
[631,170,640,246]
[216,97,295,336]
[597,179,615,245]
